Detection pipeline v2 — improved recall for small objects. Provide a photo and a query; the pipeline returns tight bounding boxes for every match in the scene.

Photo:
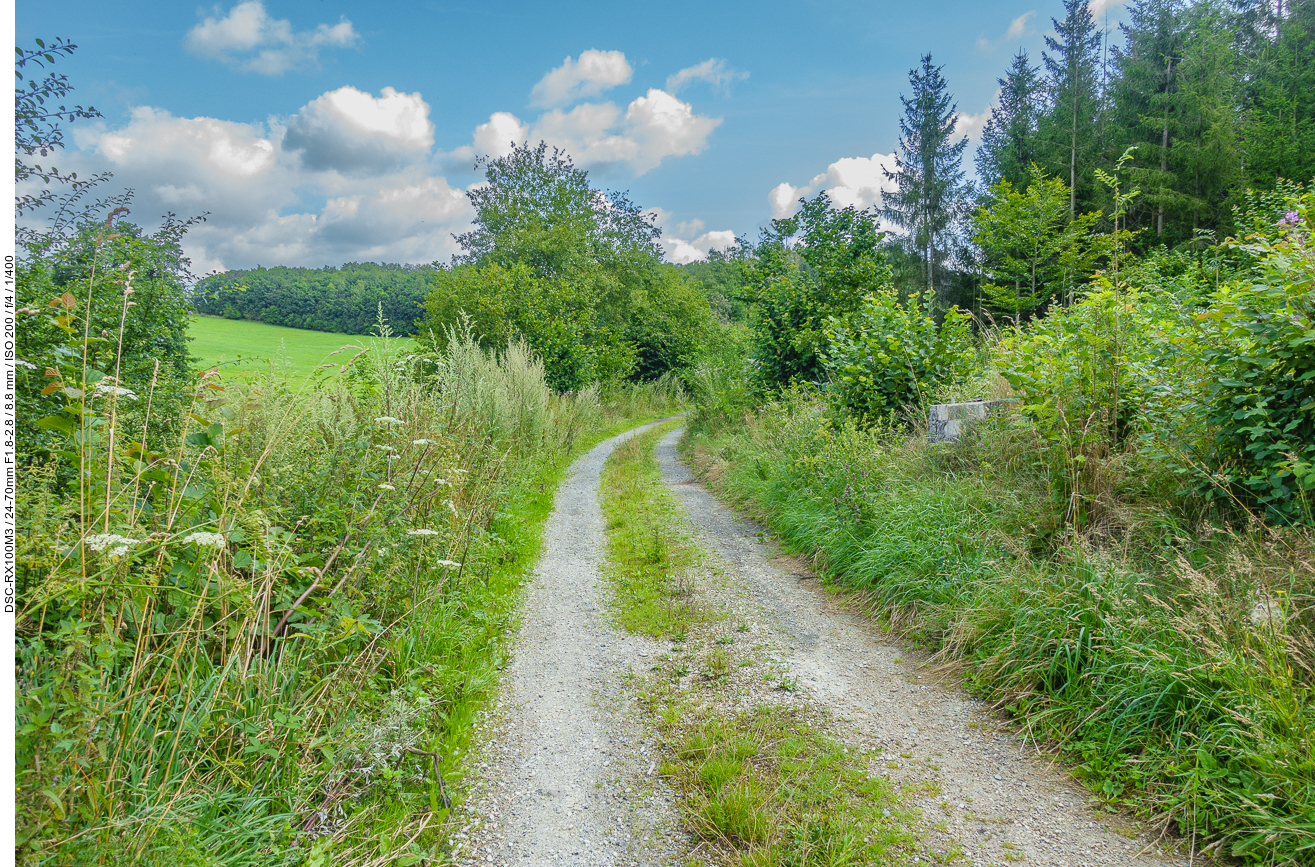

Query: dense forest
[860,0,1315,311]
[191,262,436,335]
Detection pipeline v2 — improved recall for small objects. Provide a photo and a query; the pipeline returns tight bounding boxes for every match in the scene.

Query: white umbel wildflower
[16,358,36,370]
[434,478,448,487]
[93,383,138,400]
[182,531,227,548]
[374,416,404,425]
[435,560,461,569]
[412,438,437,446]
[378,483,395,491]
[406,528,441,537]
[85,533,142,558]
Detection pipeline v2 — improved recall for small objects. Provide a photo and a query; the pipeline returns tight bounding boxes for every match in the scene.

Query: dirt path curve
[452,421,685,867]
[657,428,1183,867]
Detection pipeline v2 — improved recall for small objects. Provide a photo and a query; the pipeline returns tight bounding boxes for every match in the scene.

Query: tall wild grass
[684,393,1315,863]
[16,295,683,864]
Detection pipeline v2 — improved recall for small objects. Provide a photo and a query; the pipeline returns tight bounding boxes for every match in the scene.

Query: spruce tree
[1241,0,1315,189]
[1039,0,1105,220]
[1171,5,1242,235]
[975,50,1044,190]
[1109,0,1187,237]
[881,53,972,305]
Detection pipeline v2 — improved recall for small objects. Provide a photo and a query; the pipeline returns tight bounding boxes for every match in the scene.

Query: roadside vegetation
[670,3,1315,856]
[599,426,924,866]
[685,173,1315,867]
[14,42,687,866]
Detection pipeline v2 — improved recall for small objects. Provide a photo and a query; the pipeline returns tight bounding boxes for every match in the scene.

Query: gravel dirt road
[656,426,1182,867]
[452,421,686,867]
[455,421,1187,867]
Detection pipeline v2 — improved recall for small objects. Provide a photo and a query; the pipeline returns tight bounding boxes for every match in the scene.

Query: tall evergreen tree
[1039,0,1105,219]
[1171,5,1243,235]
[1109,0,1187,237]
[1241,0,1315,188]
[881,53,972,304]
[975,50,1044,190]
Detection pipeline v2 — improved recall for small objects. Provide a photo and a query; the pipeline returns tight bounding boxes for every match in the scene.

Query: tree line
[879,0,1313,311]
[191,262,437,335]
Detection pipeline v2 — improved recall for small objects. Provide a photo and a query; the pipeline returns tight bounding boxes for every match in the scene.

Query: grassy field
[189,315,412,379]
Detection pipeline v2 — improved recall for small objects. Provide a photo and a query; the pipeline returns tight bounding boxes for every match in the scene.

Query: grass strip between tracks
[599,424,931,866]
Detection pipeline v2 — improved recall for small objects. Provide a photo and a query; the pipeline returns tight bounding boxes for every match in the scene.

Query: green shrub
[738,193,885,390]
[1201,196,1315,521]
[420,261,634,390]
[823,287,975,423]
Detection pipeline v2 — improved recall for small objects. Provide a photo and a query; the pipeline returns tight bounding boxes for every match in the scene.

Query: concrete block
[928,399,1000,443]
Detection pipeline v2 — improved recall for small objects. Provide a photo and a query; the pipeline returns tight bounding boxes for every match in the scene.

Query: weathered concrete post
[928,399,1000,443]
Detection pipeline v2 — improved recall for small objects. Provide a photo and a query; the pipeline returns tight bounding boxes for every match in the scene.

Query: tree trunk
[1069,63,1078,221]
[1158,54,1172,236]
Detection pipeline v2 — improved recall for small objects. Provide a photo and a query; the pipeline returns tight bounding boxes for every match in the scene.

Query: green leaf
[36,415,75,434]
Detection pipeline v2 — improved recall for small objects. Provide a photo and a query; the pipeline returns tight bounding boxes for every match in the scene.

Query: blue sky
[17,0,1125,272]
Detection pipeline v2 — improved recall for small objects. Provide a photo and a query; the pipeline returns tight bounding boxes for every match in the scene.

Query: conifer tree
[1170,5,1242,234]
[976,50,1044,190]
[1241,0,1315,188]
[1109,0,1187,237]
[881,53,971,305]
[1039,0,1105,219]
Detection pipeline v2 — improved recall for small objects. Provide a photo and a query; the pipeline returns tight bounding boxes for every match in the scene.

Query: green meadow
[189,315,412,380]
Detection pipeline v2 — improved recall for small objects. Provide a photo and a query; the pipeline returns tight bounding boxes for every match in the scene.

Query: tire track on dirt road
[452,420,686,867]
[656,427,1182,867]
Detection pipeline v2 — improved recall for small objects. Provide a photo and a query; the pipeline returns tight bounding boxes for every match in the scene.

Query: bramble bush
[1199,195,1315,522]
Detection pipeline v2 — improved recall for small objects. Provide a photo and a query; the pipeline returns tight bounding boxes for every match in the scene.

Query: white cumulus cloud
[49,51,728,274]
[769,152,898,220]
[1088,0,1127,20]
[452,88,720,177]
[954,107,992,141]
[977,10,1038,50]
[284,86,434,175]
[530,49,633,108]
[56,98,470,273]
[623,89,722,174]
[471,112,530,160]
[648,213,738,264]
[185,1,358,75]
[665,59,748,94]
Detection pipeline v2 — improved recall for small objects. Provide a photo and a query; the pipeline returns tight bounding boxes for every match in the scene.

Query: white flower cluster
[378,483,395,491]
[182,531,227,548]
[93,383,138,400]
[85,533,142,558]
[435,559,462,569]
[16,358,37,370]
[412,438,437,446]
[406,528,441,537]
[374,416,405,425]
